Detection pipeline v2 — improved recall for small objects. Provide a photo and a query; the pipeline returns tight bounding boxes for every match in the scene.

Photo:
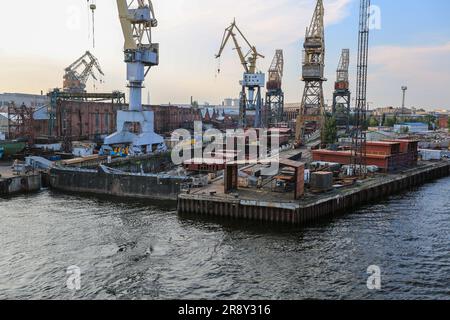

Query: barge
[48,153,194,201]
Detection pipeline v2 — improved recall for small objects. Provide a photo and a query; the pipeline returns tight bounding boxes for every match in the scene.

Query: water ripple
[1,178,449,300]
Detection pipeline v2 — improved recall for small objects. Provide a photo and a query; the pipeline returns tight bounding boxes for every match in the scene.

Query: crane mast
[215,20,265,128]
[63,51,104,94]
[332,49,351,132]
[265,50,284,127]
[295,0,326,148]
[104,0,165,155]
[351,0,371,177]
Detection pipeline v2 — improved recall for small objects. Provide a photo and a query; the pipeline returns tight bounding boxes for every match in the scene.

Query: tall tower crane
[63,51,104,94]
[215,20,265,128]
[265,50,284,127]
[104,0,165,155]
[332,49,351,132]
[352,0,371,177]
[295,0,326,148]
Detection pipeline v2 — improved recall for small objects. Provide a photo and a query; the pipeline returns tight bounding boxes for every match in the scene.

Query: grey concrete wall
[108,153,174,174]
[49,168,189,201]
[0,174,42,195]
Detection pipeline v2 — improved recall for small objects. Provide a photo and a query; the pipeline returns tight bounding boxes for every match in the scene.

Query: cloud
[154,0,353,103]
[371,42,450,80]
[0,0,353,105]
[369,42,450,108]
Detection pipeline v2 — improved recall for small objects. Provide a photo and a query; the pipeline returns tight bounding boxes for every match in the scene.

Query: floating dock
[178,161,450,225]
[49,153,191,201]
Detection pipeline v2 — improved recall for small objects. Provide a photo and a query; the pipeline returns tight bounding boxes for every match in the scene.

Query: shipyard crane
[332,49,351,132]
[295,0,326,148]
[63,51,104,94]
[215,20,265,128]
[265,50,284,127]
[104,0,165,155]
[351,0,371,177]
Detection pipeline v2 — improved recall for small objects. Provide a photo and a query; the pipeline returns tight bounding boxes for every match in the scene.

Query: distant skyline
[0,0,449,110]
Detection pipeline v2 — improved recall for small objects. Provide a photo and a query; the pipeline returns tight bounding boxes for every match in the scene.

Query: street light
[401,86,408,117]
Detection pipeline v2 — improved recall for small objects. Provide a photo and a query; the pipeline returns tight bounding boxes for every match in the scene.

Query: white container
[419,149,442,161]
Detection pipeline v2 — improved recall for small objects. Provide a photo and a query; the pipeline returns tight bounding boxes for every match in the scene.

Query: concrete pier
[0,173,42,196]
[49,167,190,201]
[178,161,450,225]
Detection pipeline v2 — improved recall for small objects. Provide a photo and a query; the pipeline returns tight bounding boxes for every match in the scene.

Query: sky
[0,0,449,110]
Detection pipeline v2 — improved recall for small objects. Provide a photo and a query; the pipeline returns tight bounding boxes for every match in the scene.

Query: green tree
[423,115,436,130]
[381,113,386,126]
[385,116,396,127]
[400,126,409,134]
[368,117,379,127]
[323,116,338,145]
[447,117,450,130]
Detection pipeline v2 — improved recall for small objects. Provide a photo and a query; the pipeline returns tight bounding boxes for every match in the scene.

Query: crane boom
[265,50,285,127]
[215,20,264,74]
[215,19,265,128]
[332,49,351,132]
[63,51,104,93]
[117,0,137,50]
[336,49,350,84]
[295,0,326,148]
[267,50,284,90]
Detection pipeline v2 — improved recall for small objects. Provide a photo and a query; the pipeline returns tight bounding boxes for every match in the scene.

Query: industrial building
[394,122,429,133]
[312,140,419,172]
[0,92,49,109]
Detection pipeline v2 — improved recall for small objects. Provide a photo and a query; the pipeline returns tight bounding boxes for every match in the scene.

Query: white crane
[103,0,165,155]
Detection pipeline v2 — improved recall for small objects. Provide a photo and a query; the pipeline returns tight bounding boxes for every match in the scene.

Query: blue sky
[0,0,449,110]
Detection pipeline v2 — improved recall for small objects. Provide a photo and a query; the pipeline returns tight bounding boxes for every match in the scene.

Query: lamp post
[401,86,408,118]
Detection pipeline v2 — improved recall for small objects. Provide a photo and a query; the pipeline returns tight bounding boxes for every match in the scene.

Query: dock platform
[178,161,450,225]
[0,164,42,196]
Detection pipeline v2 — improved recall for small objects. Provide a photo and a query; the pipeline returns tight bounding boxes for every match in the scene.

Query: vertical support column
[295,164,305,200]
[224,163,238,194]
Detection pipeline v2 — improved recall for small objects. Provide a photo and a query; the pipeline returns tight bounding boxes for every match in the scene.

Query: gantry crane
[295,0,326,148]
[265,50,284,127]
[63,51,104,94]
[351,0,371,177]
[104,0,165,155]
[332,49,351,132]
[215,20,265,128]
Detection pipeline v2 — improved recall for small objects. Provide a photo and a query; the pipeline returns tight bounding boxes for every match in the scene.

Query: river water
[0,177,449,300]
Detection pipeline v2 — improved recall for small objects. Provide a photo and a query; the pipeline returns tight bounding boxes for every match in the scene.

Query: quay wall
[178,162,450,225]
[49,168,189,201]
[0,174,42,196]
